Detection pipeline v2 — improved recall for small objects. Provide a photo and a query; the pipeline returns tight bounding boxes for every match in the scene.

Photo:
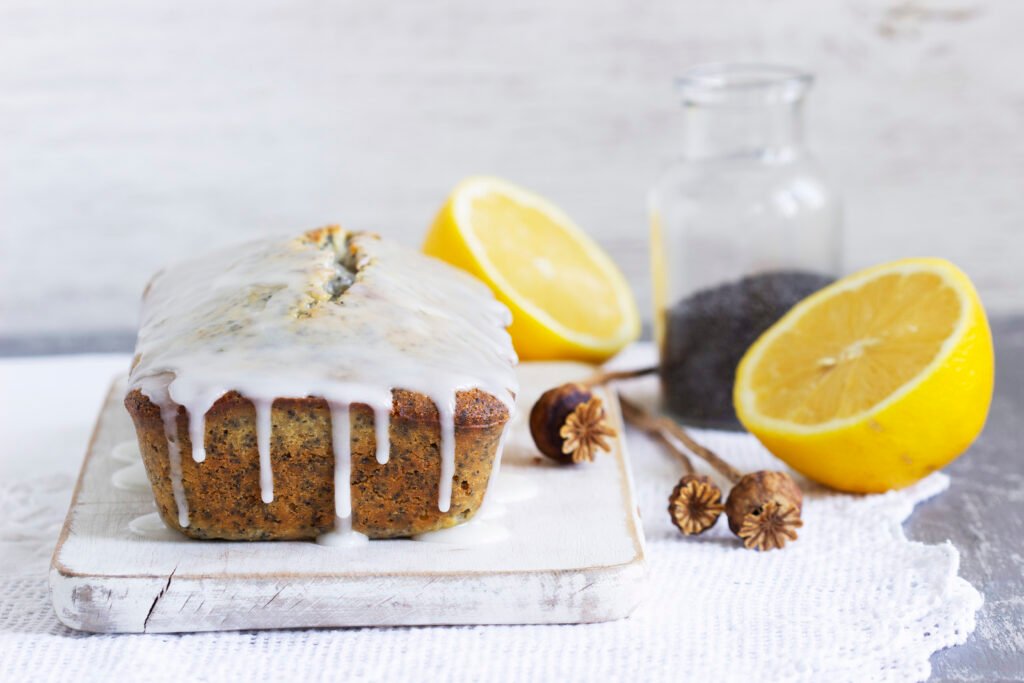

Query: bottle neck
[682,100,805,160]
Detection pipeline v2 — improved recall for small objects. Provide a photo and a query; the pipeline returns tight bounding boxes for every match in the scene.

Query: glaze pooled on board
[127,228,518,543]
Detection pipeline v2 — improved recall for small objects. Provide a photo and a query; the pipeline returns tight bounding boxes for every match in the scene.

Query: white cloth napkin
[0,351,981,682]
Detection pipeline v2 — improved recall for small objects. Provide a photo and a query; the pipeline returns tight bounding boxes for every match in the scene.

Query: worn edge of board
[49,372,647,633]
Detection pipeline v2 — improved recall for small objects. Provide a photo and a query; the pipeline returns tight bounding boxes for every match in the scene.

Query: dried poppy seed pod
[529,383,592,462]
[529,383,616,464]
[725,470,804,551]
[725,470,803,533]
[668,474,724,535]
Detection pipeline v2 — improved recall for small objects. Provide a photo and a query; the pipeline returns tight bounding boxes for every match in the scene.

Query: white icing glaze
[411,517,510,546]
[491,471,539,504]
[373,405,390,465]
[184,387,223,463]
[254,398,274,504]
[127,228,518,537]
[315,514,369,547]
[417,423,526,546]
[329,403,353,519]
[128,512,183,541]
[475,498,507,520]
[188,413,206,463]
[136,376,190,528]
[112,463,151,493]
[476,421,511,518]
[111,440,142,464]
[436,397,456,513]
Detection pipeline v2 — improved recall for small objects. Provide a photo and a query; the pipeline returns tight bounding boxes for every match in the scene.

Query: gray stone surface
[908,316,1024,681]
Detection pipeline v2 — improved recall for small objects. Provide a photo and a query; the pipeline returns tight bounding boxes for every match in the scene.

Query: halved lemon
[734,258,994,493]
[423,176,640,362]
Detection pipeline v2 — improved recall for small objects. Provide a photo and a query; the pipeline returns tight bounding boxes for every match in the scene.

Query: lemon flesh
[424,177,640,362]
[735,258,994,493]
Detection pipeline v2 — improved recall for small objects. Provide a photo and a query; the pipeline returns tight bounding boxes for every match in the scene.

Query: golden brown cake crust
[125,388,509,540]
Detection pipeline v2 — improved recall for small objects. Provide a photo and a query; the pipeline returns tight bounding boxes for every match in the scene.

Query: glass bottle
[649,64,842,428]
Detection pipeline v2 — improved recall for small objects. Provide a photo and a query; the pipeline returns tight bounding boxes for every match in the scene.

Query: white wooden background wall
[2,0,1022,336]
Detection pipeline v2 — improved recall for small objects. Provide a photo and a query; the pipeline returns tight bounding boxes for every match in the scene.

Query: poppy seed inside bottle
[660,270,834,428]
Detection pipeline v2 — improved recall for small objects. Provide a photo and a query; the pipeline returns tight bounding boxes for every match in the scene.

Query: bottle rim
[675,63,813,105]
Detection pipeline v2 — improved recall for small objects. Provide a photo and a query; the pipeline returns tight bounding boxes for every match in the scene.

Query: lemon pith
[734,258,994,493]
[423,177,640,362]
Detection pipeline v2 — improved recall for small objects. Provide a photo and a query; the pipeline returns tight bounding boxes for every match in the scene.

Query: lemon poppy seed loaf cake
[124,227,518,542]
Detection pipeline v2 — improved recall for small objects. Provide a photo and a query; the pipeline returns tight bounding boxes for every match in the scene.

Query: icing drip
[188,414,206,463]
[315,403,370,546]
[476,421,510,517]
[112,463,151,493]
[437,397,456,513]
[144,379,190,528]
[417,422,520,545]
[127,228,518,533]
[111,440,142,464]
[329,403,352,518]
[254,399,274,504]
[491,471,539,504]
[128,512,184,541]
[410,517,509,545]
[181,389,222,463]
[316,514,369,547]
[373,405,390,465]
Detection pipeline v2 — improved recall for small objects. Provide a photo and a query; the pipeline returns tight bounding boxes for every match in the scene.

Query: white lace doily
[0,421,980,682]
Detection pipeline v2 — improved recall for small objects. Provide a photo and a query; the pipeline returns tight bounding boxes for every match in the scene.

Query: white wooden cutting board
[49,362,646,633]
